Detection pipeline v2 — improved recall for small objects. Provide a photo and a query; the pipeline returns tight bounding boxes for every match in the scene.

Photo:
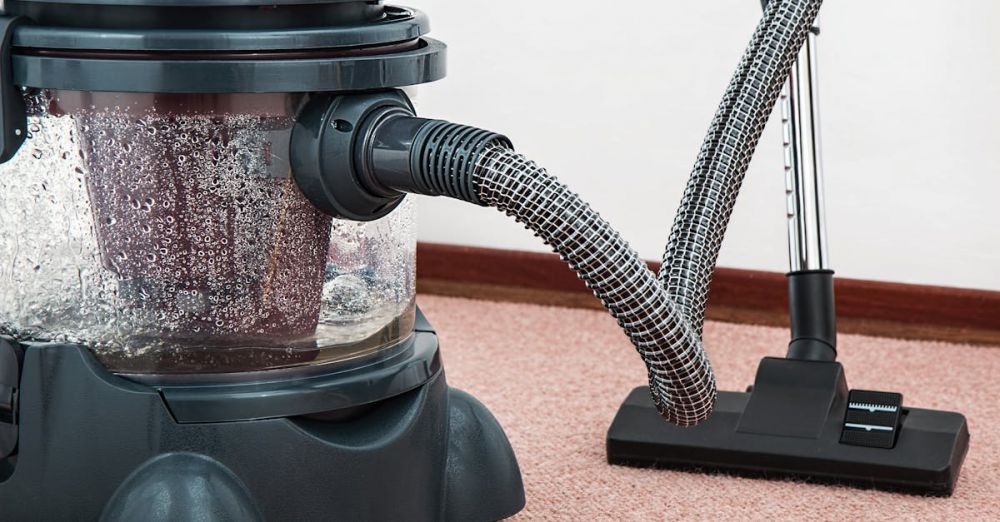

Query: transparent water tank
[0,90,416,375]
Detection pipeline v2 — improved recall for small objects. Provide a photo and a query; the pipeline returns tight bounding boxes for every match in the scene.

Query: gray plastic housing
[4,2,446,93]
[291,91,415,220]
[0,311,525,521]
[0,2,446,161]
[13,40,446,93]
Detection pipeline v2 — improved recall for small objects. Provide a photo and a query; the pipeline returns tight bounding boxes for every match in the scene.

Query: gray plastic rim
[13,37,446,93]
[159,331,442,423]
[14,308,442,422]
[13,7,428,51]
[13,0,362,5]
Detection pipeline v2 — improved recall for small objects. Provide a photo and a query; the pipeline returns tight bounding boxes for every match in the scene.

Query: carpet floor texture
[417,295,1000,521]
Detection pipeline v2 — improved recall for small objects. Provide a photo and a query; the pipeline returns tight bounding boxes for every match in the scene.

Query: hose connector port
[291,91,415,221]
[371,118,512,204]
[292,90,511,220]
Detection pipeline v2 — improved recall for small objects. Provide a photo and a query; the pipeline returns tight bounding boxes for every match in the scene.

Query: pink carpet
[417,295,1000,520]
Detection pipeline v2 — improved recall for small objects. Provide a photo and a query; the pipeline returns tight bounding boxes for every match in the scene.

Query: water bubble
[322,274,373,316]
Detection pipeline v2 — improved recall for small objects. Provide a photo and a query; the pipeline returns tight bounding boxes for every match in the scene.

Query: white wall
[409,0,1000,291]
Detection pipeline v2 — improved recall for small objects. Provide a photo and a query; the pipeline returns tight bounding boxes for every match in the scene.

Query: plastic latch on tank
[0,16,26,164]
[0,339,22,459]
[839,390,904,449]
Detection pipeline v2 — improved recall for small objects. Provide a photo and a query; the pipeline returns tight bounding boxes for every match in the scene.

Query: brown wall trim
[416,242,1000,346]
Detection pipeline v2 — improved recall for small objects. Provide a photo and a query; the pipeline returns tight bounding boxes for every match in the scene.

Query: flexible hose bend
[427,0,821,424]
[660,0,824,335]
[364,120,716,424]
[302,0,823,425]
[473,148,715,425]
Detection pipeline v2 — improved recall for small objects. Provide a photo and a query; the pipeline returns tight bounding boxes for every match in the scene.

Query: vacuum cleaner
[0,0,968,520]
[0,2,525,520]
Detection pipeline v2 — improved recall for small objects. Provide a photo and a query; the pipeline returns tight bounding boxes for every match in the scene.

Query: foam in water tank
[0,90,416,375]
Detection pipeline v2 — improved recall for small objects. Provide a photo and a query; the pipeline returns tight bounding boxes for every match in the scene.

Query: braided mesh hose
[474,149,714,425]
[353,0,822,424]
[467,0,822,424]
[660,0,824,336]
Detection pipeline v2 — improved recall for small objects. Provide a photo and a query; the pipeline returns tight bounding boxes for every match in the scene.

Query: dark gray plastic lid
[5,2,446,93]
[10,0,360,5]
[13,38,446,92]
[13,6,428,51]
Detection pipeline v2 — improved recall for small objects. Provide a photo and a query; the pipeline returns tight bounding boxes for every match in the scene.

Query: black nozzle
[786,270,837,361]
[291,91,510,221]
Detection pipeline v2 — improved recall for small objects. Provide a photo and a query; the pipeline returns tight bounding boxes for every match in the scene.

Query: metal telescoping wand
[782,20,838,361]
[784,22,829,272]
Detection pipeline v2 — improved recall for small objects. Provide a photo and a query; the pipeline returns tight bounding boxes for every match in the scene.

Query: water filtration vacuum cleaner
[0,0,969,519]
[0,2,525,520]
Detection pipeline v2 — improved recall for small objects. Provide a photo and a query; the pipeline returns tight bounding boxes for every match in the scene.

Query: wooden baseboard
[416,243,1000,346]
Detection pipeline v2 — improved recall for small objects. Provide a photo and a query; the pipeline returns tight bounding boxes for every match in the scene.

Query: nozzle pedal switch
[840,390,903,449]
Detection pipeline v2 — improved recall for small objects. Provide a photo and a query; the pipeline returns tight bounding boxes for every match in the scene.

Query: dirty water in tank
[0,90,416,375]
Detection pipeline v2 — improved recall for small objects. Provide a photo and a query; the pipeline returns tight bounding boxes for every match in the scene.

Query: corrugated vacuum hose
[474,147,715,425]
[292,0,823,425]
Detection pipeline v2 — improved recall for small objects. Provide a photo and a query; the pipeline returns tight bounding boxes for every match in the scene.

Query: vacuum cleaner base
[0,315,525,521]
[607,358,969,496]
